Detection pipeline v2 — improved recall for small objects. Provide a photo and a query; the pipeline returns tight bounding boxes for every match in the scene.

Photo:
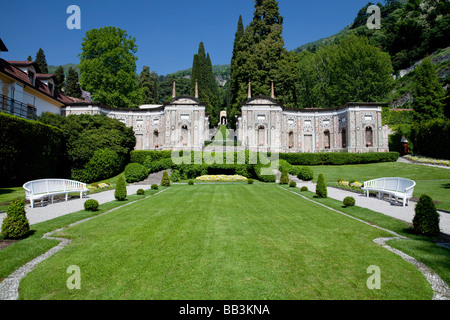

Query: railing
[0,94,37,120]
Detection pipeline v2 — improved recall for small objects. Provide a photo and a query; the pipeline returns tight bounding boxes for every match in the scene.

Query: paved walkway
[280,172,450,236]
[0,184,152,227]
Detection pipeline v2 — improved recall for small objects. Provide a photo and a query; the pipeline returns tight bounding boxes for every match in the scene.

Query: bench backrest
[364,178,415,195]
[23,179,87,196]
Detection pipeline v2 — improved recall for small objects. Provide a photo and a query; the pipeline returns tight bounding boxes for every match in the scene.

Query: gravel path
[0,184,152,227]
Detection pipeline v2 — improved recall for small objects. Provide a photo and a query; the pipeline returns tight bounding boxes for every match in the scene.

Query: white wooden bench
[362,177,416,207]
[23,179,89,208]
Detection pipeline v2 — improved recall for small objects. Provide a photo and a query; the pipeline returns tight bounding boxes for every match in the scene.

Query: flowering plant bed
[404,155,450,167]
[195,175,248,182]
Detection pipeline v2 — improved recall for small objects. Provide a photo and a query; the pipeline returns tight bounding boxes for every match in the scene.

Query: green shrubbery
[170,170,181,182]
[297,167,314,181]
[161,171,171,187]
[1,198,30,239]
[151,184,159,190]
[248,179,254,184]
[280,170,289,185]
[280,152,399,166]
[289,181,297,188]
[188,180,194,185]
[75,148,123,183]
[316,174,327,198]
[0,113,65,187]
[413,194,440,236]
[36,113,136,184]
[84,199,99,211]
[124,163,148,183]
[411,119,450,160]
[301,186,308,192]
[136,189,145,195]
[114,176,127,201]
[343,197,356,207]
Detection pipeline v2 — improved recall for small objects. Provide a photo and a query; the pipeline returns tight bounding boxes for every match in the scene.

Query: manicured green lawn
[19,184,433,300]
[306,162,450,210]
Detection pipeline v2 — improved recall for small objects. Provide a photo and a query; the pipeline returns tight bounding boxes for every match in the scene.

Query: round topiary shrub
[280,170,289,185]
[84,199,99,211]
[124,163,149,183]
[413,194,440,235]
[161,171,171,187]
[301,186,308,192]
[315,174,327,198]
[136,189,145,195]
[290,181,297,188]
[1,198,30,239]
[248,179,254,185]
[151,184,159,190]
[298,167,314,181]
[114,176,127,201]
[343,197,356,207]
[188,180,194,185]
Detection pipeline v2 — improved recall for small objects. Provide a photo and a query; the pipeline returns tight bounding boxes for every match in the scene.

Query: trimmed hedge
[411,118,450,160]
[130,150,172,165]
[0,113,65,187]
[279,152,399,166]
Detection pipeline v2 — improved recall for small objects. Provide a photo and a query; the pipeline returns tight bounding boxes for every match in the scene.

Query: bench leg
[51,195,54,204]
[65,193,68,201]
[31,199,34,208]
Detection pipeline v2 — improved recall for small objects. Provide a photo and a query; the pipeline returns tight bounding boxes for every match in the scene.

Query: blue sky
[0,0,373,75]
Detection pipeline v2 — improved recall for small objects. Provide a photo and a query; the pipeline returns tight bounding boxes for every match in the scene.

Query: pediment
[245,95,279,106]
[170,96,201,105]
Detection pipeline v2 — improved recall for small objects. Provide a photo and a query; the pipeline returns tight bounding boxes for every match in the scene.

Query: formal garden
[1,136,449,299]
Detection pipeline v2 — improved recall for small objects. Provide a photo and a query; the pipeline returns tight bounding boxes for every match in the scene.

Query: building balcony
[0,94,37,120]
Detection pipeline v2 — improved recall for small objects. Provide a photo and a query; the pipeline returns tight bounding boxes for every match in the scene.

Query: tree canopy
[79,26,143,108]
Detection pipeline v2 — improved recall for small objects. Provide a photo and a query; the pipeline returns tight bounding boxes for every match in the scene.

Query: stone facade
[237,96,389,153]
[64,92,389,153]
[63,95,210,151]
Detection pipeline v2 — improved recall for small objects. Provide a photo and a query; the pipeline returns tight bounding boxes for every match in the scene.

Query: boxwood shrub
[1,198,30,239]
[124,163,149,183]
[84,199,100,211]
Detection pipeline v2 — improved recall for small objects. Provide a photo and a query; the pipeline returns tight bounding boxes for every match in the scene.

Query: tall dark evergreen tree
[139,66,158,104]
[27,55,32,62]
[191,42,219,126]
[228,15,245,128]
[54,66,65,92]
[35,48,48,74]
[65,67,82,98]
[412,57,445,122]
[230,0,298,116]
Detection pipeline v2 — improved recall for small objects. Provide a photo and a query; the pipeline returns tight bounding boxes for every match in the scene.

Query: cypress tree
[139,66,158,104]
[230,0,297,112]
[35,48,49,74]
[54,66,65,92]
[190,42,219,126]
[316,174,327,198]
[228,15,245,128]
[65,67,82,98]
